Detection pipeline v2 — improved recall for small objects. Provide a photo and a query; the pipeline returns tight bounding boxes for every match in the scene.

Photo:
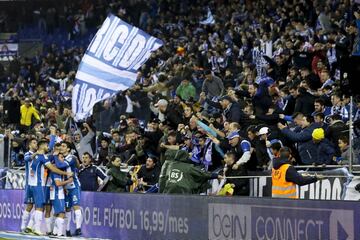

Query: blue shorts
[24,186,34,204]
[65,188,81,208]
[44,186,51,205]
[28,186,45,209]
[52,198,65,215]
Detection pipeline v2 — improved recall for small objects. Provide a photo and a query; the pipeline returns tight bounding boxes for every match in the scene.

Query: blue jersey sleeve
[65,155,77,170]
[24,152,32,162]
[48,135,56,152]
[53,155,69,169]
[40,155,51,165]
[51,173,62,184]
[240,140,251,152]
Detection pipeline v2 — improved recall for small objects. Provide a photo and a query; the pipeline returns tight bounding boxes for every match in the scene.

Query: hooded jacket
[272,157,317,186]
[159,149,216,194]
[20,103,40,126]
[103,162,131,193]
[314,138,336,165]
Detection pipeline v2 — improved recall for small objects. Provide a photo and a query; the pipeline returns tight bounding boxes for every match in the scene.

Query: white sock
[27,211,35,229]
[57,218,65,236]
[21,210,31,230]
[50,216,55,230]
[65,211,72,231]
[53,218,58,236]
[75,209,82,229]
[34,210,43,234]
[45,217,52,233]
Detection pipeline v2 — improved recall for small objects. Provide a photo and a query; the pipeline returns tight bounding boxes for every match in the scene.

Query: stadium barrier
[0,189,359,239]
[1,167,359,200]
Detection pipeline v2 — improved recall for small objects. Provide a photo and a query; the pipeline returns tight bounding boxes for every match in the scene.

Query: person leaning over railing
[272,147,323,199]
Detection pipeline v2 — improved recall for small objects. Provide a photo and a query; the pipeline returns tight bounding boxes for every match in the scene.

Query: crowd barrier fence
[0,189,359,239]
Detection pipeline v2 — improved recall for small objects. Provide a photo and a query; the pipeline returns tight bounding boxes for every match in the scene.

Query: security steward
[272,147,321,199]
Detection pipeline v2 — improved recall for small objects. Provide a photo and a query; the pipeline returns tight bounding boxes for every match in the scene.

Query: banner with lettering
[0,190,360,239]
[72,14,163,121]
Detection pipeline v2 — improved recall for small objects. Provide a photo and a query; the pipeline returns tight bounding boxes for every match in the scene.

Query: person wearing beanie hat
[312,128,336,165]
[312,128,325,141]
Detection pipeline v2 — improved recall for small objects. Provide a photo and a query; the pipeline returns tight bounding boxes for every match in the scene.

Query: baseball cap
[24,98,30,102]
[227,131,240,140]
[258,127,269,135]
[154,99,168,107]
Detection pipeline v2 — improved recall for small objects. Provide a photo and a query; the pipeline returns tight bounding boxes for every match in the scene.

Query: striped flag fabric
[72,14,163,121]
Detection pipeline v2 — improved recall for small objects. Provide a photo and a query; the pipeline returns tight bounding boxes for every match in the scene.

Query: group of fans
[0,0,359,236]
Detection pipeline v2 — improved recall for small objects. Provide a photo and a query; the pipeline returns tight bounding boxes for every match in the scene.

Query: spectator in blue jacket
[312,128,336,165]
[278,113,319,164]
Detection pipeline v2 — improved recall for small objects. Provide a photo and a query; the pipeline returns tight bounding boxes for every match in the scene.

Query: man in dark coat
[278,114,319,164]
[137,156,161,190]
[155,99,184,129]
[294,87,316,115]
[223,151,249,196]
[219,95,245,123]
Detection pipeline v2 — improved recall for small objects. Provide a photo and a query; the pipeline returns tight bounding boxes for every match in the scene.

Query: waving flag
[72,14,163,121]
[200,7,215,25]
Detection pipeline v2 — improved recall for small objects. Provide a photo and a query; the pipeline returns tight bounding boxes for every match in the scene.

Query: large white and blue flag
[72,14,163,121]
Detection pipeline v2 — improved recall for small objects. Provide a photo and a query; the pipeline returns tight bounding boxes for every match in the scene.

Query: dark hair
[111,155,121,162]
[27,137,37,146]
[279,147,291,159]
[289,85,298,91]
[61,141,72,151]
[304,115,314,123]
[83,152,92,159]
[54,142,62,148]
[204,69,212,75]
[314,112,325,120]
[338,135,349,145]
[38,139,48,146]
[168,131,177,138]
[247,125,257,134]
[329,114,342,121]
[147,155,158,163]
[271,142,282,151]
[112,131,120,135]
[251,83,259,89]
[314,98,325,106]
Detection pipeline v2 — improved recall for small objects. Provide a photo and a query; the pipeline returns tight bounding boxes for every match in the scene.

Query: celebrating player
[28,140,72,235]
[60,141,83,236]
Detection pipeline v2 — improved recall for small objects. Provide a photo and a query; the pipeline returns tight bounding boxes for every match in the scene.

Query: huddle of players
[20,126,83,237]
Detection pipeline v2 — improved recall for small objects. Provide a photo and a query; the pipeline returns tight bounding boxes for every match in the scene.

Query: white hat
[154,99,168,107]
[258,127,269,135]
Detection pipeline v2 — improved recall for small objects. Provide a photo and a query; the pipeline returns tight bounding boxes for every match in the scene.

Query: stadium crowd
[0,0,360,199]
